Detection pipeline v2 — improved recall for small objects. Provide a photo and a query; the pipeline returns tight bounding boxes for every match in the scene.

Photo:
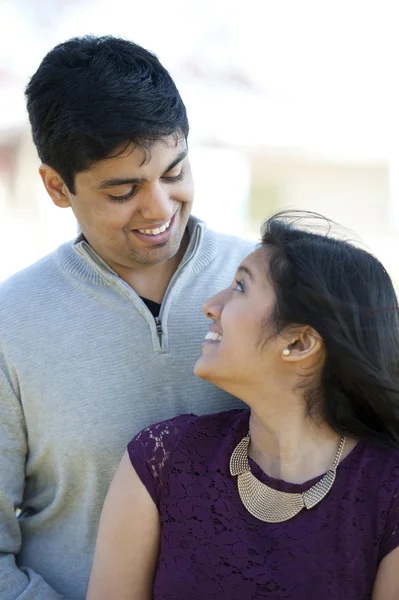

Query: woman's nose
[202,289,225,320]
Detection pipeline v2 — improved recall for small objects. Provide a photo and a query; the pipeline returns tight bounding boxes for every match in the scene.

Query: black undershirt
[140,296,161,318]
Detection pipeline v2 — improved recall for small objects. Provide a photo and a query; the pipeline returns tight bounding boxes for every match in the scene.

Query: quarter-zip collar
[60,215,205,284]
[56,216,214,353]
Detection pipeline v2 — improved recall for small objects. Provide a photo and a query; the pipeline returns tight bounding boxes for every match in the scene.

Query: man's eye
[233,280,245,292]
[108,188,137,202]
[162,171,184,183]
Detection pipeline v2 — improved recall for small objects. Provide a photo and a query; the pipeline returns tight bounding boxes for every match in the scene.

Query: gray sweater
[0,217,254,600]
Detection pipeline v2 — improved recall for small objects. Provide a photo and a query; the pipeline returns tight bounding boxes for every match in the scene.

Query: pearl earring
[282,348,291,357]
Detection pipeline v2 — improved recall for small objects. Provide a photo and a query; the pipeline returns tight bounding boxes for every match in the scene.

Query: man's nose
[139,183,172,222]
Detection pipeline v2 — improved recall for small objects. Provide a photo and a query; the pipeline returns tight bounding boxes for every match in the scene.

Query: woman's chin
[194,357,229,396]
[194,354,218,383]
[193,356,208,381]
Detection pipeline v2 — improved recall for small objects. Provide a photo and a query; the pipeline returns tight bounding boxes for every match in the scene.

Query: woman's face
[194,247,283,394]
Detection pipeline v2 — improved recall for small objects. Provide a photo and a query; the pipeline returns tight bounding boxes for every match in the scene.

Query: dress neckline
[232,409,365,494]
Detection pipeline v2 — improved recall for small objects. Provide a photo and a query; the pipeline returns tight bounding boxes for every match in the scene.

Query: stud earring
[282,348,291,357]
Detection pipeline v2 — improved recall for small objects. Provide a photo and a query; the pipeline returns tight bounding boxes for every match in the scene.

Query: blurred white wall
[0,0,398,282]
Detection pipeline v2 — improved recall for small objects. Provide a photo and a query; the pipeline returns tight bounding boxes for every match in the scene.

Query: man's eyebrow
[97,150,188,189]
[237,265,254,281]
[163,150,187,174]
[98,176,146,189]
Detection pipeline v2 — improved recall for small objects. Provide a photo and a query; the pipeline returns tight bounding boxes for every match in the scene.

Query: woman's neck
[241,386,356,484]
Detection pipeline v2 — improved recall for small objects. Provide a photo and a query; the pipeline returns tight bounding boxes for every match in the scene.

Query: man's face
[65,136,194,271]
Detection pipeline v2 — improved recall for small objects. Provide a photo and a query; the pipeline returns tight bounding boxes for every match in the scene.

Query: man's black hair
[25,35,189,193]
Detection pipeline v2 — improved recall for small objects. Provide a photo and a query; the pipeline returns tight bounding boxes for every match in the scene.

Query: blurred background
[0,0,398,282]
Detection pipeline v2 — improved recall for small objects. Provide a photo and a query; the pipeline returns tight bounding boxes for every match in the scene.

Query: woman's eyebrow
[237,265,254,281]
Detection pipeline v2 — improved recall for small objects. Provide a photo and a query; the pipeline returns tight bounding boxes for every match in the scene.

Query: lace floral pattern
[128,409,399,599]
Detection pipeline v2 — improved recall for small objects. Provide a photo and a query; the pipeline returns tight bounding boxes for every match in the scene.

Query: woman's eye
[233,279,245,292]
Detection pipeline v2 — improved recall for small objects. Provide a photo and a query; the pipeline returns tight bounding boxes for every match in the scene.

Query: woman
[87,212,399,599]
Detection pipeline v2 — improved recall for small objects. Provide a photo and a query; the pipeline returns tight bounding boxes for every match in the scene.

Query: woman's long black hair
[262,211,399,447]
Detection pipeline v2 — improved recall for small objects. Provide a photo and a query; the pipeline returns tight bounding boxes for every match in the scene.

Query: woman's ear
[280,327,323,362]
[39,164,72,208]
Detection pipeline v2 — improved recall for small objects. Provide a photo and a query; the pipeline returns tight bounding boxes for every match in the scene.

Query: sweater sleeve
[0,366,64,600]
[127,414,196,508]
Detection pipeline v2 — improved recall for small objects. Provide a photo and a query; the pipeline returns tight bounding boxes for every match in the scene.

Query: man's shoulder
[205,227,255,248]
[0,243,68,307]
[204,228,255,258]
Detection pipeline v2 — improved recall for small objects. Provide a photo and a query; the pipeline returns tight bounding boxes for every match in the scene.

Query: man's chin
[128,243,180,267]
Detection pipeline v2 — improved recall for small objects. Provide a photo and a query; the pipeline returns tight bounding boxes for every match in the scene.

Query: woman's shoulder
[190,408,249,431]
[127,410,248,506]
[353,440,399,561]
[345,439,399,504]
[357,439,399,469]
[129,409,247,456]
[179,408,249,444]
[166,409,249,467]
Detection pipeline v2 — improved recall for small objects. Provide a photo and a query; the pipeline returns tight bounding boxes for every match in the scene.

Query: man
[0,36,254,599]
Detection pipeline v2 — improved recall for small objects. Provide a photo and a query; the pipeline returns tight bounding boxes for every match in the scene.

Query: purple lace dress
[127,409,399,599]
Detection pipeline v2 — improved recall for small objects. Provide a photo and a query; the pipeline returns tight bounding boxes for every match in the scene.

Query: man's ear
[281,327,323,362]
[39,164,72,208]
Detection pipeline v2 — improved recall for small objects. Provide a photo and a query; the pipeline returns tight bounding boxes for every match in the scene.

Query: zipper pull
[155,317,163,343]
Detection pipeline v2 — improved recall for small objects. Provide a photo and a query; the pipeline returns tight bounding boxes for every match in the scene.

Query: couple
[0,35,398,600]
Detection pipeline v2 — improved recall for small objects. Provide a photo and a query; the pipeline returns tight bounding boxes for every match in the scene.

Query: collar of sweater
[56,215,219,287]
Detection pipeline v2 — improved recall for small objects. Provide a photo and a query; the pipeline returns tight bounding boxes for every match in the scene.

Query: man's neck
[117,230,190,303]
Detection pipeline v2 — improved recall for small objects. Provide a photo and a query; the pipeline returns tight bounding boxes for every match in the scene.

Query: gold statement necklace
[230,431,346,523]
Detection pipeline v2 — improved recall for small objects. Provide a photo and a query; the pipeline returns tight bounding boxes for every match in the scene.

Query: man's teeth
[138,220,171,235]
[205,331,223,342]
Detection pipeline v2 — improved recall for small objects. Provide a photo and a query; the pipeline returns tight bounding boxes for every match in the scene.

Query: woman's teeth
[138,220,171,235]
[205,331,223,342]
